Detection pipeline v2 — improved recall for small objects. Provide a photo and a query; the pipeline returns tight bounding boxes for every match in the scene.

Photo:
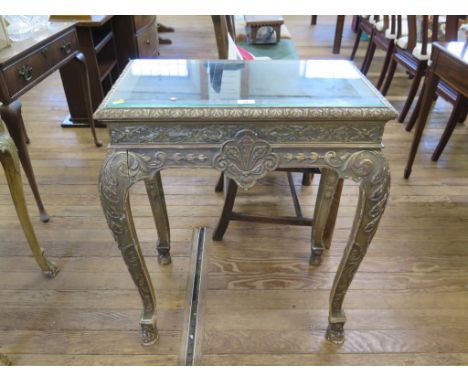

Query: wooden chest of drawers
[0,24,78,103]
[113,15,159,70]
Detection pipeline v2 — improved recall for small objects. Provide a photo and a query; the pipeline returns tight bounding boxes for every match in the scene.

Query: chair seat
[237,39,299,59]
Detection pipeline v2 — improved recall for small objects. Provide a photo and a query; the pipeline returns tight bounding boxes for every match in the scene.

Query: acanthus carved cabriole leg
[310,168,340,265]
[325,150,390,344]
[99,151,162,345]
[0,131,58,277]
[144,172,171,265]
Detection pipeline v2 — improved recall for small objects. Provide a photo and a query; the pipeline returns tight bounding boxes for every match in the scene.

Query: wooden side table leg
[0,131,58,277]
[100,151,159,345]
[0,101,49,223]
[74,52,103,147]
[213,177,238,241]
[310,168,340,265]
[214,171,224,192]
[333,16,345,54]
[326,151,390,344]
[145,172,171,265]
[404,72,439,179]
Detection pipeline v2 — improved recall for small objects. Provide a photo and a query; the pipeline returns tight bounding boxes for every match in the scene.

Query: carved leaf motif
[213,130,279,189]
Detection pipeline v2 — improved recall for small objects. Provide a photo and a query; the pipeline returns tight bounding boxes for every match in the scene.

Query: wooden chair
[0,118,59,278]
[360,16,407,90]
[350,16,381,62]
[381,15,459,123]
[210,16,343,264]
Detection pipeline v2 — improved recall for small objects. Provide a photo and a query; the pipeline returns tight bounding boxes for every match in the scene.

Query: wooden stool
[0,119,59,278]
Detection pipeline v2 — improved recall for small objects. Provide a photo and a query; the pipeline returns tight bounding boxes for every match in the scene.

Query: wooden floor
[1,16,468,365]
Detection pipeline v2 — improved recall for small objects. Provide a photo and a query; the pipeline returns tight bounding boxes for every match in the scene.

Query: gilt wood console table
[95,59,397,346]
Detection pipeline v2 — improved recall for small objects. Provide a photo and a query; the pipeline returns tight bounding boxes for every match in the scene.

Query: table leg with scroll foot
[326,151,390,344]
[100,151,159,345]
[145,172,171,265]
[0,101,49,223]
[0,128,58,277]
[310,168,340,265]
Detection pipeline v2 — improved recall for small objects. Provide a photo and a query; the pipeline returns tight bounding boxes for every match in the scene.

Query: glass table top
[101,59,390,110]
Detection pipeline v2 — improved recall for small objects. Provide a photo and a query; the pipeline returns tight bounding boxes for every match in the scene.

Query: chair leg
[213,178,238,241]
[399,68,424,123]
[350,28,362,61]
[302,172,313,186]
[361,39,376,75]
[458,103,468,123]
[432,97,468,162]
[215,171,224,192]
[332,16,345,54]
[381,57,397,96]
[377,43,394,90]
[405,82,425,132]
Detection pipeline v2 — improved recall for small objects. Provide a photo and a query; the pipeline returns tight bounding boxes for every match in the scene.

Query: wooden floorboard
[1,15,467,365]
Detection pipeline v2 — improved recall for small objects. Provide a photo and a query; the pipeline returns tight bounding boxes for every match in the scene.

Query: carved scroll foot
[42,255,60,278]
[326,322,345,344]
[140,315,159,346]
[310,247,323,265]
[157,247,171,265]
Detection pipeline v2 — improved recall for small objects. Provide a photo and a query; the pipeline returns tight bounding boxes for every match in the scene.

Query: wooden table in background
[0,21,100,222]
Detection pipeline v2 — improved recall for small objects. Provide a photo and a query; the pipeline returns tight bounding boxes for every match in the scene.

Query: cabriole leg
[310,168,340,265]
[99,151,158,345]
[0,131,58,277]
[145,172,171,265]
[326,152,390,344]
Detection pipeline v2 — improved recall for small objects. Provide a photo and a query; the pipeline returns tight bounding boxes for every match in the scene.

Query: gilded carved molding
[96,105,398,122]
[109,123,384,145]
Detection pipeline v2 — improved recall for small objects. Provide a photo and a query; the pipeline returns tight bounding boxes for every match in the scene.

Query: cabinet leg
[74,52,103,147]
[0,101,49,223]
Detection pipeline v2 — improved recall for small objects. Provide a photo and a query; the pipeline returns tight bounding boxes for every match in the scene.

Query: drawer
[1,29,78,100]
[136,23,159,58]
[134,15,156,33]
[46,29,79,65]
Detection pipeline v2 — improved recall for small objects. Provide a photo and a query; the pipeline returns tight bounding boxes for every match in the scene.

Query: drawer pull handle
[146,39,151,45]
[18,64,33,82]
[60,42,73,55]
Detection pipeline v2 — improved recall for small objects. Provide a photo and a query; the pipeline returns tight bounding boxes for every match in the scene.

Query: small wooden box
[0,16,11,50]
[244,15,284,45]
